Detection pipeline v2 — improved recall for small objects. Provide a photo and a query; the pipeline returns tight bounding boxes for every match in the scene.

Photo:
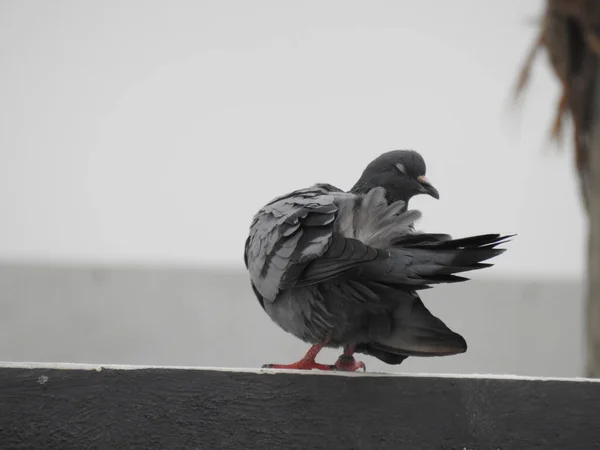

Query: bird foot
[334,355,366,372]
[262,360,335,371]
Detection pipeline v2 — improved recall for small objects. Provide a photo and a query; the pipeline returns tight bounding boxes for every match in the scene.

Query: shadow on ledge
[1,363,599,450]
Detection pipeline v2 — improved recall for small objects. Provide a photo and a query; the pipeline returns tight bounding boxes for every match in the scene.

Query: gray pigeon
[244,150,512,371]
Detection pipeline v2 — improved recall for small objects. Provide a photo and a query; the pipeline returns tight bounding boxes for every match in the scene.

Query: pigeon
[244,149,512,371]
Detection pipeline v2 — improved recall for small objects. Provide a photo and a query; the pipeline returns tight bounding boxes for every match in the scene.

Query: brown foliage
[516,0,600,211]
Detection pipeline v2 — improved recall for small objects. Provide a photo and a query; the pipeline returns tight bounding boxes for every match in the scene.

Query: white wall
[0,2,588,376]
[0,0,587,280]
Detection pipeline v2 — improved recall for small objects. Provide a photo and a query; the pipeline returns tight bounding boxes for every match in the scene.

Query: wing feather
[245,185,340,302]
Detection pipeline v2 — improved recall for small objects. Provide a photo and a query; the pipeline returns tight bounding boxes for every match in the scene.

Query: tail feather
[401,233,514,250]
[357,297,467,362]
[359,233,513,287]
[354,233,514,365]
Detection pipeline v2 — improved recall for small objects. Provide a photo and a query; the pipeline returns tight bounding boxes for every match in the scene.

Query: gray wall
[0,264,585,377]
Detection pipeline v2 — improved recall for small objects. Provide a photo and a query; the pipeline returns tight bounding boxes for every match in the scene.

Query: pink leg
[262,343,335,371]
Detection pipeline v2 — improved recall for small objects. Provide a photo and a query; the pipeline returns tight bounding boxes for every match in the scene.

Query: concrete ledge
[1,363,599,449]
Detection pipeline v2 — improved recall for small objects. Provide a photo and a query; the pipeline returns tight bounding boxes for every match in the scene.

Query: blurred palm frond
[515,0,600,211]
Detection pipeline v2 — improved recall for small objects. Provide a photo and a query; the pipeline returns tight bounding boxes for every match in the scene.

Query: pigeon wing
[245,185,341,303]
[244,185,389,303]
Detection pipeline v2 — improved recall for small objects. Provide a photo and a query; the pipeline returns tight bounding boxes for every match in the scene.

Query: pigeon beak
[417,175,440,199]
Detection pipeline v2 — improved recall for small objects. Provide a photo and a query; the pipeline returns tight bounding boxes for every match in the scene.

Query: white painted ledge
[1,361,598,382]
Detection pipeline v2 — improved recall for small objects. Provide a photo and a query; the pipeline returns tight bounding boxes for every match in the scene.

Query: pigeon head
[350,150,439,204]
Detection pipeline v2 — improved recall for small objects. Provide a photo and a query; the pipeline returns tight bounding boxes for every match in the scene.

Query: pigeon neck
[350,179,411,210]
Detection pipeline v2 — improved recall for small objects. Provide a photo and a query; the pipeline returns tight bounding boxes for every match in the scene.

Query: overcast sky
[0,1,585,279]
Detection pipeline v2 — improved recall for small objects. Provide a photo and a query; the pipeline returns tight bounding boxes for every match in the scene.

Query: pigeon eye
[395,163,406,175]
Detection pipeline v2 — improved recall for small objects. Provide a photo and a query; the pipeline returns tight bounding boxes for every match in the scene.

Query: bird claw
[334,355,367,372]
